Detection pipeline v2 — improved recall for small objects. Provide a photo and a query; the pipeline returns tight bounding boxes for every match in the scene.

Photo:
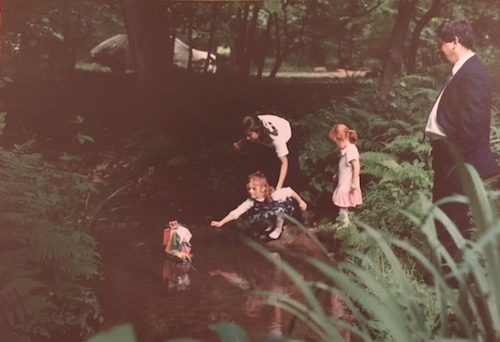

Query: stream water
[93,207,325,342]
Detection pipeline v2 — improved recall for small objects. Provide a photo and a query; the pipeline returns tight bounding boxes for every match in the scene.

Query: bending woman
[234,114,299,190]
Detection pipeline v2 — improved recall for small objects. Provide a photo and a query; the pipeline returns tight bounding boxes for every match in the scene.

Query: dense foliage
[5,0,500,82]
[299,76,434,232]
[0,113,102,341]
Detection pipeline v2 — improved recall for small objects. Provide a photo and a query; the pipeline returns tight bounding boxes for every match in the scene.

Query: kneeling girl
[211,172,307,239]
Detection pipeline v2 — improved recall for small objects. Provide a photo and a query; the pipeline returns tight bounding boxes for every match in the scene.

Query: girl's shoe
[266,215,285,240]
[268,226,283,239]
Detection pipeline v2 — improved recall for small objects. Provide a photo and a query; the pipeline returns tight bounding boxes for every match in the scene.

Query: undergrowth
[0,113,102,341]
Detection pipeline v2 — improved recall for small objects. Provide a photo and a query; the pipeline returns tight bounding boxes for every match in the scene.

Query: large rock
[90,34,217,73]
[263,224,330,262]
[90,34,131,73]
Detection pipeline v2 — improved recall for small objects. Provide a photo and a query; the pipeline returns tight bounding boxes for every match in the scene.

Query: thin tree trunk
[234,4,249,72]
[269,47,292,78]
[204,3,219,73]
[256,13,272,80]
[187,3,194,72]
[379,0,416,94]
[0,0,4,86]
[406,0,442,74]
[241,3,260,77]
[273,12,281,66]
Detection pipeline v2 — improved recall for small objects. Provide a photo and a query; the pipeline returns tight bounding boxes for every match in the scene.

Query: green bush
[299,79,434,238]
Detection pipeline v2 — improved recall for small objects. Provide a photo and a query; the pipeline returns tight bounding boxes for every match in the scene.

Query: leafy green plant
[0,113,102,341]
[359,151,432,245]
[87,324,137,342]
[87,322,250,342]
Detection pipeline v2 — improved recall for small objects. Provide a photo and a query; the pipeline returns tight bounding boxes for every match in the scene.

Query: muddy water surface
[94,209,316,342]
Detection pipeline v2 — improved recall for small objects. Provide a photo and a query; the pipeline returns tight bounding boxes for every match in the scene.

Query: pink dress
[332,143,362,208]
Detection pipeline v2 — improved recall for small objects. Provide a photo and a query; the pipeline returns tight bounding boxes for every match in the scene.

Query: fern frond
[0,122,102,340]
[361,152,404,181]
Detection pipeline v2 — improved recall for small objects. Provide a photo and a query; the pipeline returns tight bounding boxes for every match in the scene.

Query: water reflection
[206,252,293,338]
[162,260,192,291]
[102,223,354,340]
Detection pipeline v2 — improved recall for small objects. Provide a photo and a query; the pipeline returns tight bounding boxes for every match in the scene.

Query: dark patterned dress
[230,187,296,235]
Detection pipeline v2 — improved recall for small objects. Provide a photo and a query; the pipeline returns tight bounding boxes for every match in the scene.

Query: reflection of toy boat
[163,220,192,263]
[163,259,192,291]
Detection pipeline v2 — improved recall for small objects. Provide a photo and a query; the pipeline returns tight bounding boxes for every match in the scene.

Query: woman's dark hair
[437,19,474,49]
[241,115,273,146]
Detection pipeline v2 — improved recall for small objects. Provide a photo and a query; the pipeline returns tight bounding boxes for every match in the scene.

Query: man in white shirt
[425,19,499,266]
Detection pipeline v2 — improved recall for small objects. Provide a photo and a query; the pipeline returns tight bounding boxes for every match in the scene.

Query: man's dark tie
[443,72,453,88]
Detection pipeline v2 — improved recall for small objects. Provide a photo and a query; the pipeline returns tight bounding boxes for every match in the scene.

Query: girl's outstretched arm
[276,155,289,190]
[233,138,246,151]
[211,213,235,228]
[212,199,253,228]
[350,159,360,191]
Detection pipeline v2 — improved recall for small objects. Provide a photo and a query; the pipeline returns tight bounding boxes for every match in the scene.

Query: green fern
[0,114,102,341]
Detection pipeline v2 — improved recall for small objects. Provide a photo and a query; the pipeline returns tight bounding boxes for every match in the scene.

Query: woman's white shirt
[258,114,292,157]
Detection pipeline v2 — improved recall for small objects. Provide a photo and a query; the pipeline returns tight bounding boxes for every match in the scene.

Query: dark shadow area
[1,71,358,217]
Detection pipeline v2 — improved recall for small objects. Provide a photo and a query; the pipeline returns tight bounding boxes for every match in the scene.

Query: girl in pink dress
[329,124,362,228]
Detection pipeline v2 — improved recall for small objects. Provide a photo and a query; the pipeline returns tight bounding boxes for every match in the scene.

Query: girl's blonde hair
[247,172,275,202]
[329,124,358,144]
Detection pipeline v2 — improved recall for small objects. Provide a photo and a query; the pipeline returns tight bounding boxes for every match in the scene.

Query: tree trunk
[120,0,173,83]
[234,3,250,73]
[379,0,416,94]
[256,13,272,80]
[242,3,261,78]
[272,12,281,67]
[121,0,146,81]
[406,0,442,74]
[0,0,3,87]
[187,3,194,72]
[233,2,262,79]
[204,3,219,73]
[268,47,291,78]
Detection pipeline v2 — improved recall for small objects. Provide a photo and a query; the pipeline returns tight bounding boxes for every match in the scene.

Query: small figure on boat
[163,220,193,262]
[211,172,307,240]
